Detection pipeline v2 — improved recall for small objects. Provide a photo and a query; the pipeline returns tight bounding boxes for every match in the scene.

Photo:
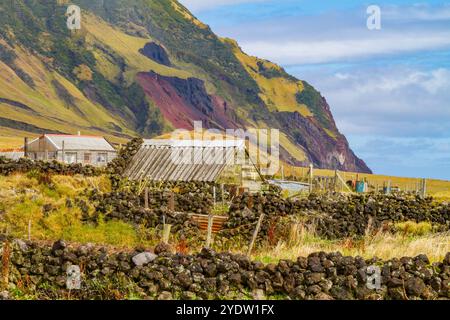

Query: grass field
[1,173,448,264]
[252,226,450,264]
[0,174,144,248]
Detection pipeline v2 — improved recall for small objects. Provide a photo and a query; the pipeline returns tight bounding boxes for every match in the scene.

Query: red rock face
[276,111,372,173]
[137,72,371,173]
[137,72,240,131]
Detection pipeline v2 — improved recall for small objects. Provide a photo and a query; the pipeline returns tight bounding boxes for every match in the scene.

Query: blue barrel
[356,181,365,193]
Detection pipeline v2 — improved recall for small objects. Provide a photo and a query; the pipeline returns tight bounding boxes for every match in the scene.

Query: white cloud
[334,73,350,80]
[383,4,450,22]
[240,31,450,65]
[301,67,450,138]
[201,3,450,65]
[421,68,450,94]
[187,1,450,178]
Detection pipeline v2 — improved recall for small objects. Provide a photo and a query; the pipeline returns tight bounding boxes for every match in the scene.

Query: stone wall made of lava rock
[88,183,216,219]
[84,187,216,241]
[107,138,143,177]
[1,239,449,300]
[222,192,450,240]
[0,157,102,177]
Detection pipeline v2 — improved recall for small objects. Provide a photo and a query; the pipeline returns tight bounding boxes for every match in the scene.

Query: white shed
[26,134,116,166]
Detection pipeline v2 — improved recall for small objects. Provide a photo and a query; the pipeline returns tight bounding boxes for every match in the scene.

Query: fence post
[62,140,65,163]
[168,192,175,212]
[247,213,265,257]
[206,215,214,248]
[221,184,225,206]
[309,164,314,193]
[213,186,216,207]
[28,220,32,241]
[144,187,149,209]
[24,137,29,158]
[163,224,172,244]
[334,170,338,192]
[421,179,427,197]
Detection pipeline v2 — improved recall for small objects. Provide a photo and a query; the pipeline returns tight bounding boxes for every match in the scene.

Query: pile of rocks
[87,179,230,224]
[0,157,102,176]
[296,193,450,238]
[1,239,449,300]
[106,138,143,177]
[218,193,293,242]
[86,189,203,241]
[221,192,450,241]
[106,138,143,190]
[88,187,208,218]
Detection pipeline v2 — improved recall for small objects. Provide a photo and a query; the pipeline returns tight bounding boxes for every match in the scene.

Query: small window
[83,153,92,164]
[65,152,77,164]
[97,153,107,164]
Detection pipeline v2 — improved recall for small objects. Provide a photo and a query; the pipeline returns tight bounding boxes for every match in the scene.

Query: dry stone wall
[0,157,102,176]
[0,239,448,300]
[222,192,450,241]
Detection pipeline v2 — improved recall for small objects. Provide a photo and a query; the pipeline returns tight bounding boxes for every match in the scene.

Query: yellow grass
[0,127,34,149]
[1,173,448,261]
[171,1,209,29]
[279,132,307,162]
[223,38,312,116]
[252,229,450,264]
[324,128,338,140]
[278,163,450,199]
[0,39,135,139]
[83,13,192,83]
[92,50,122,82]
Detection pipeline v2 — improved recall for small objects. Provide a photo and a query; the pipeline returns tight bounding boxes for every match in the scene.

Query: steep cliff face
[0,0,371,173]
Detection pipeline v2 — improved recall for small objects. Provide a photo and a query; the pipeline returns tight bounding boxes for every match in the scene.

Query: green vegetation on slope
[0,0,369,172]
[0,0,167,139]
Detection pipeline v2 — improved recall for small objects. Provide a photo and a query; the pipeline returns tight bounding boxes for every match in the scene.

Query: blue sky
[179,0,450,180]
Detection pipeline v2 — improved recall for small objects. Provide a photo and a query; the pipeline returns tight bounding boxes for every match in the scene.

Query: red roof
[42,134,104,138]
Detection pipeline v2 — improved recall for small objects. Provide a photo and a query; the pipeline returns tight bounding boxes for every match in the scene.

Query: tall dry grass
[252,221,449,264]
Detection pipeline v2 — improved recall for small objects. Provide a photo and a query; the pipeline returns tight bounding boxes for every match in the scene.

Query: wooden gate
[189,214,228,233]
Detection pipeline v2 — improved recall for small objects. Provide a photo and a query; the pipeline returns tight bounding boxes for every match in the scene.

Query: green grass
[0,173,147,248]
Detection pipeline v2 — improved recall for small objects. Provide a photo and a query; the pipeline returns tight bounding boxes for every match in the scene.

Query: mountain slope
[0,0,371,173]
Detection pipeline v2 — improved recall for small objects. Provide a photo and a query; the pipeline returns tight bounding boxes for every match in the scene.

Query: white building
[26,134,116,166]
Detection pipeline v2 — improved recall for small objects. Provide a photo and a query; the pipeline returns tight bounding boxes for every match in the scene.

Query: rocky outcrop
[137,72,240,130]
[1,240,449,300]
[276,111,371,173]
[139,42,171,66]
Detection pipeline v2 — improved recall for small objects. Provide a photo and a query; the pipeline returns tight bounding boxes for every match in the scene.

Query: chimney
[24,137,29,158]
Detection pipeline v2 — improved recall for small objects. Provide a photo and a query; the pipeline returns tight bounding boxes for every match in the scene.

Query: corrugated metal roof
[125,139,245,182]
[43,135,115,151]
[142,139,245,148]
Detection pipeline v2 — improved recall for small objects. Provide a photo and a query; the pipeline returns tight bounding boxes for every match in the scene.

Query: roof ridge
[44,134,105,138]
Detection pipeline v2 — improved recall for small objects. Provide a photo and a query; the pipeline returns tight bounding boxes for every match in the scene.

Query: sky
[180,0,450,180]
